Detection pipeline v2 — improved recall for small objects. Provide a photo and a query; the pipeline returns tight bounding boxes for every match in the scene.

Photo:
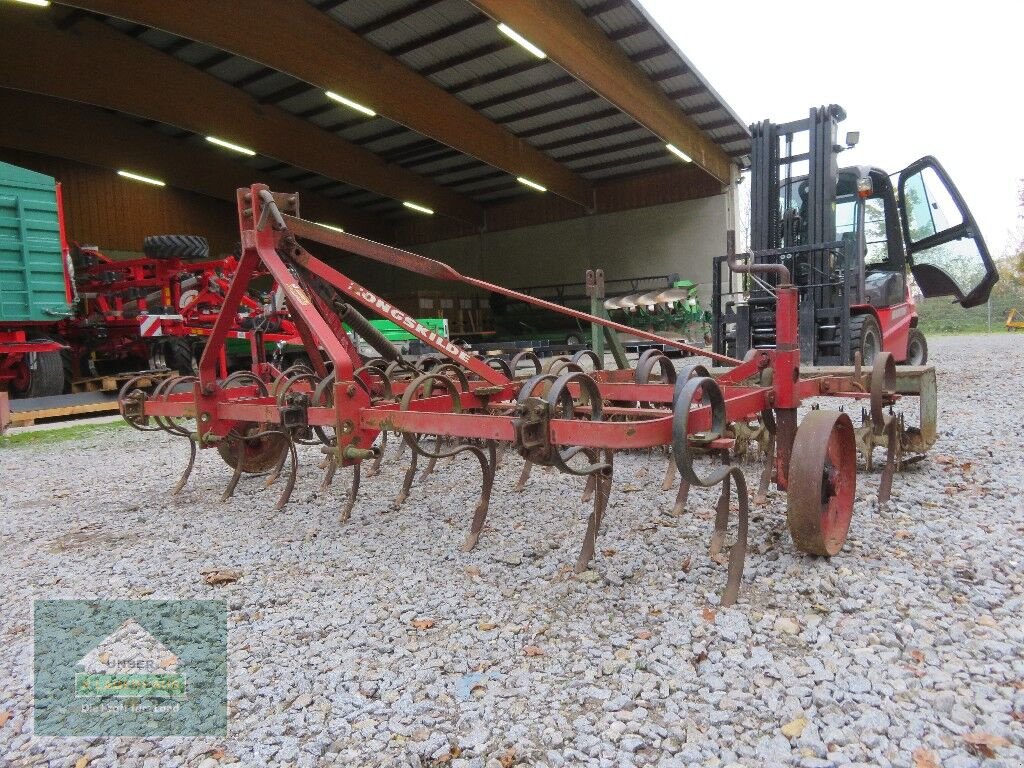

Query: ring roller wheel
[786,410,856,556]
[218,423,289,473]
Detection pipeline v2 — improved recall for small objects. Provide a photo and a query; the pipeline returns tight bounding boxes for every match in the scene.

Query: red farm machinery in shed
[117,168,995,604]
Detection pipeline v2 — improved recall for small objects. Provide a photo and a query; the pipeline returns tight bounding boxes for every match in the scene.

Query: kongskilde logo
[351,284,471,363]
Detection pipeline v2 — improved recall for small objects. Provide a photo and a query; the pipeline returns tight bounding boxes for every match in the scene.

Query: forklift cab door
[897,156,998,308]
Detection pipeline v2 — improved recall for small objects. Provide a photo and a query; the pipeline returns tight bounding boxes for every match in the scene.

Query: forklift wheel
[849,314,882,366]
[905,328,928,366]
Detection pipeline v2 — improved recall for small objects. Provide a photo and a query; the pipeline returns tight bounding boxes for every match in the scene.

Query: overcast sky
[638,0,1024,258]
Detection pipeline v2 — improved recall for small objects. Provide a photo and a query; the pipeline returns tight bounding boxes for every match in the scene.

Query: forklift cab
[836,159,998,310]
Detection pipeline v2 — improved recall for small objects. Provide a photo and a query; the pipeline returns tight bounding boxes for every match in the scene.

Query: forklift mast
[714,105,855,364]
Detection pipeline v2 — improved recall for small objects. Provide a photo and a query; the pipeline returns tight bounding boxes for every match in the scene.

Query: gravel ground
[1,334,1022,768]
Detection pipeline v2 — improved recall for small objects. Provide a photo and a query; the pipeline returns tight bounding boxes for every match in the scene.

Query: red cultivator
[120,186,926,605]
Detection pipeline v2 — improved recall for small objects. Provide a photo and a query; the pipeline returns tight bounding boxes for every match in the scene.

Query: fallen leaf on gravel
[701,606,717,623]
[680,555,692,573]
[909,649,925,663]
[98,651,110,664]
[602,548,616,556]
[963,731,1010,757]
[478,622,497,631]
[636,630,652,640]
[498,747,517,767]
[912,747,939,768]
[894,530,912,539]
[648,608,663,616]
[935,454,956,464]
[1011,710,1023,723]
[464,565,481,577]
[781,717,807,738]
[201,568,241,586]
[960,461,973,473]
[523,645,544,657]
[0,712,10,727]
[75,758,89,768]
[158,655,177,669]
[432,746,461,765]
[411,618,435,630]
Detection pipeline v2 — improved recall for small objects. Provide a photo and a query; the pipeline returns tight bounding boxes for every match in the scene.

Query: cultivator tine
[273,435,299,511]
[575,451,614,573]
[319,451,338,493]
[396,449,418,507]
[755,431,775,505]
[221,438,245,502]
[172,438,198,496]
[581,472,596,503]
[264,442,290,488]
[365,432,386,477]
[670,478,691,516]
[717,469,749,608]
[463,441,497,552]
[340,462,360,522]
[710,466,732,557]
[514,460,533,492]
[662,453,677,491]
[878,417,899,503]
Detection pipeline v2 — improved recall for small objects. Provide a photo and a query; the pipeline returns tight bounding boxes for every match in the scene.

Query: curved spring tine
[493,442,506,470]
[394,433,408,459]
[340,462,361,522]
[710,466,732,557]
[755,432,775,505]
[365,431,387,477]
[671,478,691,516]
[661,452,677,491]
[396,450,418,507]
[319,452,338,492]
[420,455,438,480]
[221,438,245,502]
[514,460,533,493]
[581,472,596,503]
[274,436,299,511]
[575,450,614,573]
[719,469,749,608]
[463,441,497,552]
[264,440,291,488]
[172,438,198,495]
[878,417,899,503]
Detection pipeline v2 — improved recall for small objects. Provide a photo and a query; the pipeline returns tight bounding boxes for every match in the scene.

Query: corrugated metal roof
[93,0,749,222]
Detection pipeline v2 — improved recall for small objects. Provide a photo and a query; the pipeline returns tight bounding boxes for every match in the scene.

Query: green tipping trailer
[0,161,72,398]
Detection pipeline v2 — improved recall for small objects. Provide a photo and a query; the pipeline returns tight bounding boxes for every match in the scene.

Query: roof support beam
[56,0,595,209]
[467,0,734,184]
[0,8,482,225]
[0,90,391,240]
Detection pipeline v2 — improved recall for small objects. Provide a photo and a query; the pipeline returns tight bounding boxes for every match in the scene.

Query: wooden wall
[0,149,238,255]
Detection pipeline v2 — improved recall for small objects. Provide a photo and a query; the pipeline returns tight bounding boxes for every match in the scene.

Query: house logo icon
[74,619,186,700]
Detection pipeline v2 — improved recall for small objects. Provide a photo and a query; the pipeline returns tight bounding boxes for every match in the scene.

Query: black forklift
[712,104,998,365]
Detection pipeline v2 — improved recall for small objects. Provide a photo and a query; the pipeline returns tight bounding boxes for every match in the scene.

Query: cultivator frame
[120,185,931,605]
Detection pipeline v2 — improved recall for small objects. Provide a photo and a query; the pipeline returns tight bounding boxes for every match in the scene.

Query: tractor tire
[143,235,209,261]
[848,314,882,366]
[15,342,65,398]
[165,337,198,375]
[564,332,584,346]
[904,327,928,365]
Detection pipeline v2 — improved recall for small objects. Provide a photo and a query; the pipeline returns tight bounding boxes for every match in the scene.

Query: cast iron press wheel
[217,423,289,474]
[905,328,928,365]
[142,235,209,261]
[786,410,857,556]
[848,314,882,366]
